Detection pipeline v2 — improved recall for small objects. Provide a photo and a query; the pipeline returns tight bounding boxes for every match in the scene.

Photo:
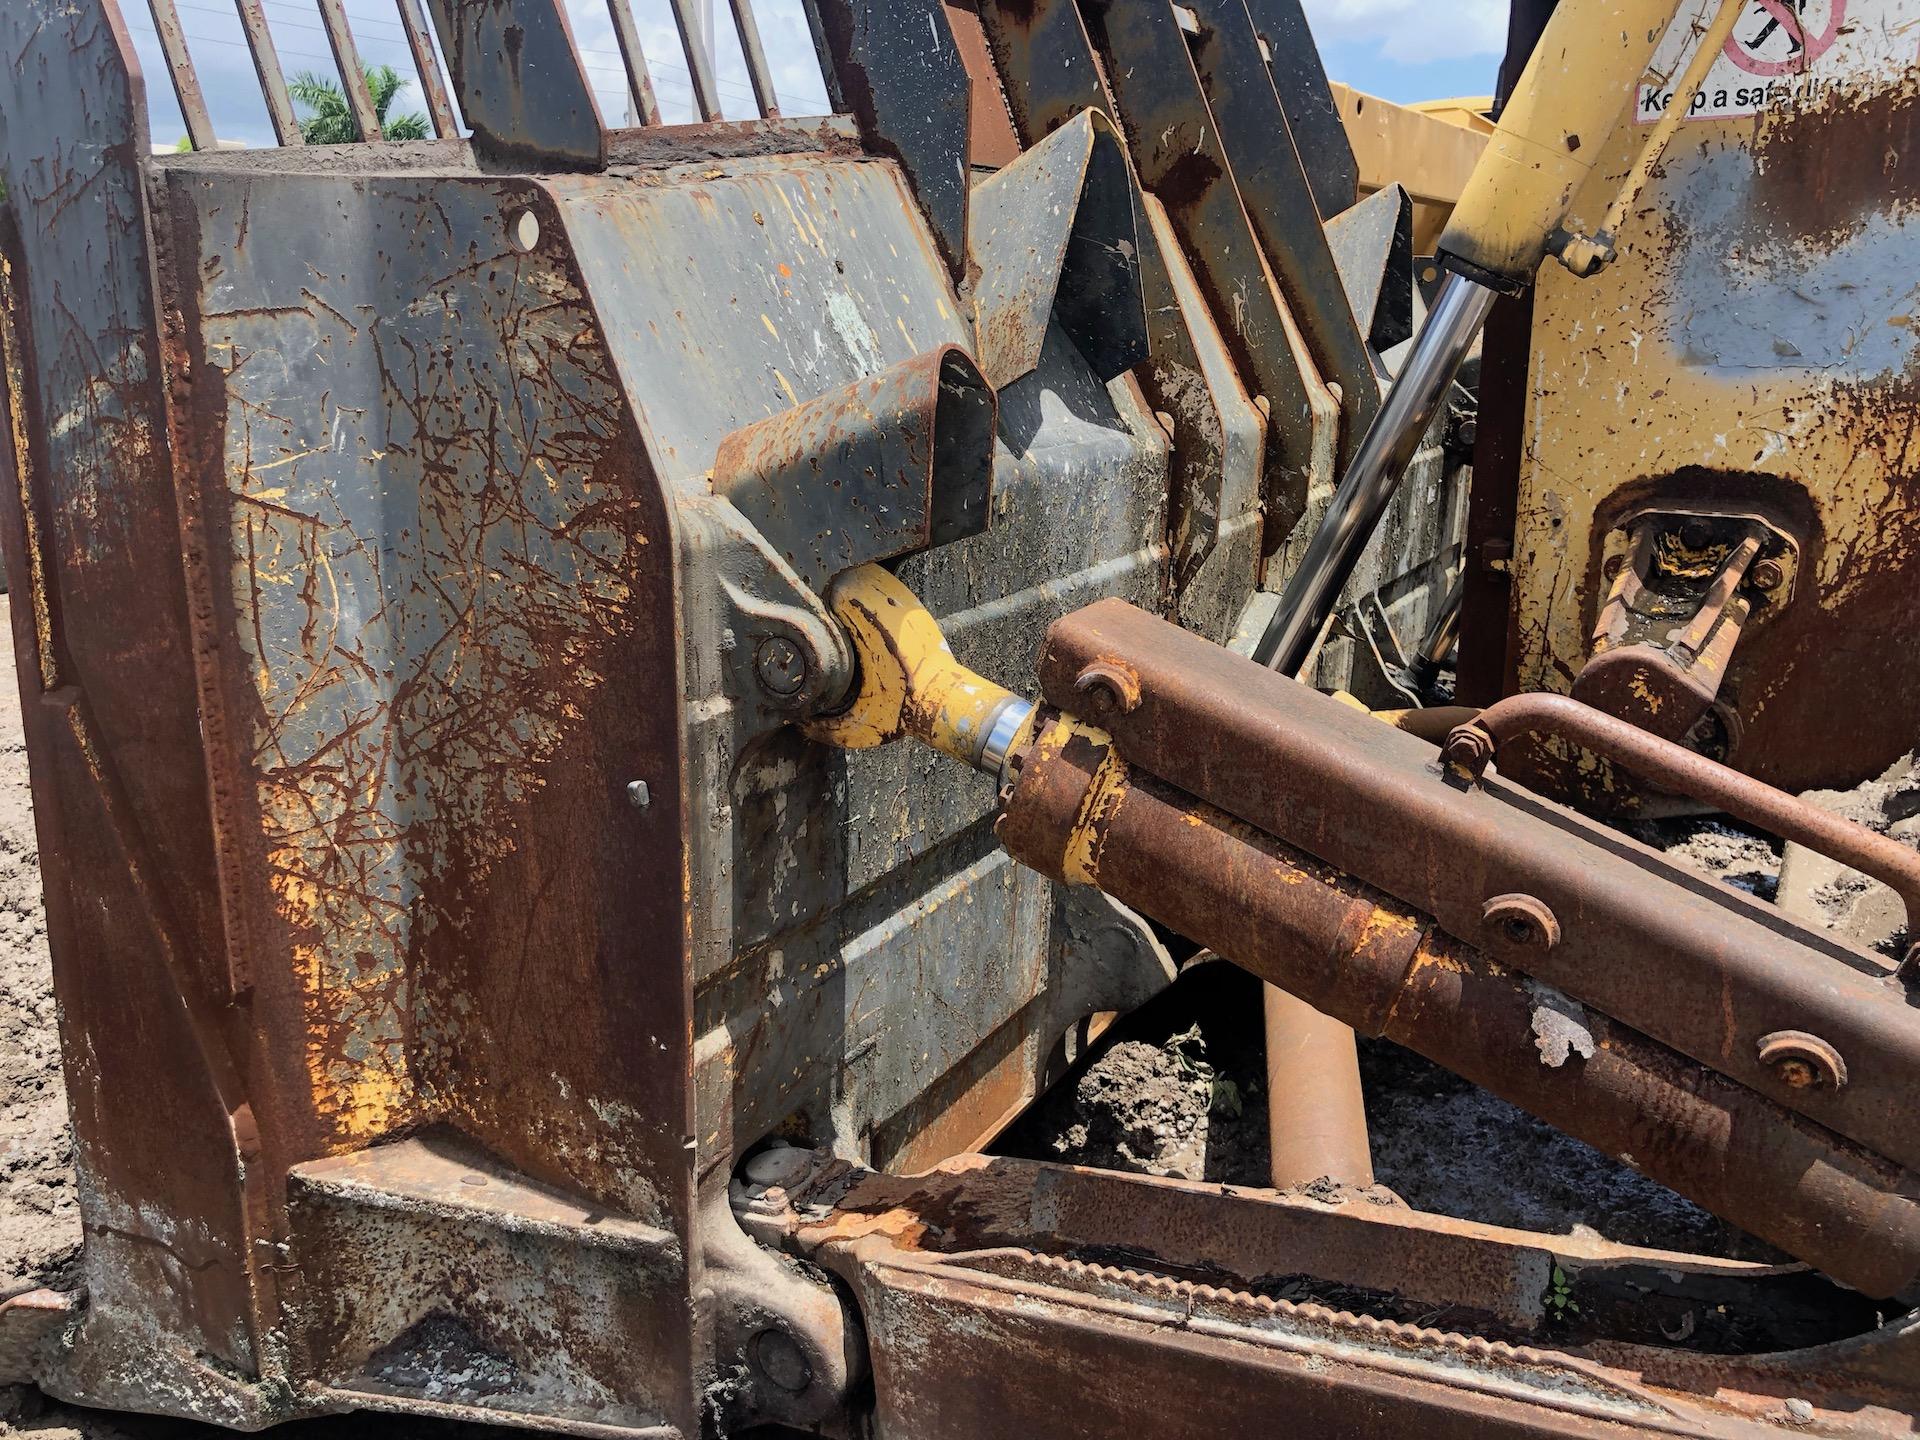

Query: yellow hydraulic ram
[1254,0,1742,676]
[806,565,1920,1299]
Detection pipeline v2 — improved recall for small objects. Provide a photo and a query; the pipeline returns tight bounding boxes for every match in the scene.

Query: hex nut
[1756,1030,1847,1091]
[1751,557,1786,592]
[1483,893,1560,951]
[1443,724,1496,776]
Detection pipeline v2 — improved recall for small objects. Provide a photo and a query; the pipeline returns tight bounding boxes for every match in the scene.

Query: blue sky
[122,0,1512,149]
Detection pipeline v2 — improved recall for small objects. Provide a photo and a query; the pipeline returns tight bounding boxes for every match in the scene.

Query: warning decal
[1637,0,1918,122]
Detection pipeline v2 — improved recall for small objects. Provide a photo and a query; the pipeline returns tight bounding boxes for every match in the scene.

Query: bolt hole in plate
[510,209,541,252]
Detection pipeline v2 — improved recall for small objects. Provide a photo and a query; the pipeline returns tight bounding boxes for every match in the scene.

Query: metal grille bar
[667,0,725,121]
[314,0,383,141]
[728,0,781,118]
[395,0,460,138]
[605,0,666,127]
[232,0,304,145]
[146,0,218,149]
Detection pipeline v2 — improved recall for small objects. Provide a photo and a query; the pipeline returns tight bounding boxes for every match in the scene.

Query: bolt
[626,780,651,810]
[755,636,808,697]
[749,1328,813,1394]
[1602,552,1627,581]
[1752,557,1786,592]
[1678,517,1714,550]
[1483,894,1561,951]
[1452,416,1479,450]
[742,1144,811,1189]
[1756,1030,1848,1091]
[1073,660,1142,717]
[1443,724,1496,777]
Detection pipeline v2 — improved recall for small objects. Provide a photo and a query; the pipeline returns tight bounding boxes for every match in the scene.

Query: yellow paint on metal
[0,255,57,690]
[1053,720,1127,886]
[1332,83,1490,254]
[805,564,1030,767]
[1437,0,1679,283]
[1507,6,1920,793]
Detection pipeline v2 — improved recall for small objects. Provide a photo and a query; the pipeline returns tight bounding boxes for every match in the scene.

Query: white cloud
[1300,0,1509,63]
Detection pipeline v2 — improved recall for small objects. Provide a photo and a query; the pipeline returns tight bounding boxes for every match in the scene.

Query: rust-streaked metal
[1448,691,1920,940]
[146,0,217,149]
[996,711,1920,1297]
[1030,599,1920,1176]
[315,0,383,141]
[393,0,458,138]
[232,0,304,145]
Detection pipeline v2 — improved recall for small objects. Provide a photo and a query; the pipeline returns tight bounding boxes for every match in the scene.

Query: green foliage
[173,134,193,152]
[288,65,429,145]
[1545,1266,1581,1322]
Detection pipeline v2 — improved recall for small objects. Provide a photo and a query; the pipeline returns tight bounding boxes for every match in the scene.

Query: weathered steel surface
[997,715,1920,1296]
[1323,181,1414,351]
[1030,600,1920,1177]
[288,1133,684,1430]
[146,0,217,149]
[314,0,383,140]
[0,0,260,1397]
[1183,0,1382,450]
[966,110,1147,390]
[1506,8,1920,795]
[713,347,996,590]
[232,0,305,146]
[757,1152,1920,1437]
[424,0,606,168]
[1076,0,1331,540]
[1448,693,1920,939]
[809,0,973,282]
[1242,0,1359,218]
[972,1,1267,643]
[394,0,459,139]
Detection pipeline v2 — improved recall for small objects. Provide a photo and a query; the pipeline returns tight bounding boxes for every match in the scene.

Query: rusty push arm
[809,569,1920,1297]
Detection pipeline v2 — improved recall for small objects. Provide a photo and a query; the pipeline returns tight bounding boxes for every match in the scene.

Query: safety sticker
[1636,0,1917,121]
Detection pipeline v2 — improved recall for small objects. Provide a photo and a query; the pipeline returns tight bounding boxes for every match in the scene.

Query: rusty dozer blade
[810,568,1920,1298]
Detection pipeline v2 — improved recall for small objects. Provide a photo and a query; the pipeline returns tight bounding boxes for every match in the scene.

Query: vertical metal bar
[728,0,781,117]
[605,0,666,127]
[394,0,459,138]
[231,0,304,146]
[314,0,384,141]
[146,0,218,150]
[668,0,726,120]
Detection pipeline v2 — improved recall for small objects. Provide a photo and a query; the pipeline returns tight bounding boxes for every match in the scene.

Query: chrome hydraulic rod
[1252,272,1497,676]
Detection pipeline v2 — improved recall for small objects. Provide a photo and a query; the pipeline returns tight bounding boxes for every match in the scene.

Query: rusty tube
[1263,986,1373,1189]
[997,718,1920,1299]
[1446,692,1920,940]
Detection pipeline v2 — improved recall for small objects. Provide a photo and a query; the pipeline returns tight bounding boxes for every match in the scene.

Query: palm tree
[288,65,430,144]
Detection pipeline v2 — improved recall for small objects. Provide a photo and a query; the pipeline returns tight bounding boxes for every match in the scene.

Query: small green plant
[1209,1076,1243,1118]
[1546,1266,1581,1322]
[1166,1023,1210,1079]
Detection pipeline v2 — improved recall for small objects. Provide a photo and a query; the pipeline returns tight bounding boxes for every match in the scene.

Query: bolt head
[1483,894,1560,950]
[626,779,651,810]
[754,636,808,697]
[750,1328,813,1394]
[1756,1030,1847,1090]
[1752,558,1786,592]
[1602,553,1626,581]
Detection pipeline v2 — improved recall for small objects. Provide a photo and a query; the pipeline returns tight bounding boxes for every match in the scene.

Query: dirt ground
[0,582,1908,1430]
